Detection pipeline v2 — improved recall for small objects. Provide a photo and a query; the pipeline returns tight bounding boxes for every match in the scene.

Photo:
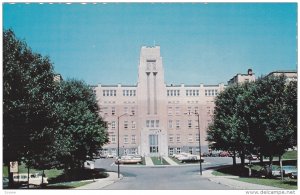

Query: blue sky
[3,3,297,85]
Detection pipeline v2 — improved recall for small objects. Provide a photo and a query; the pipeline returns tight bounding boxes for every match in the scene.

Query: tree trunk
[260,154,264,165]
[42,169,45,186]
[7,161,14,189]
[27,166,30,189]
[240,152,245,166]
[232,151,236,166]
[279,155,283,181]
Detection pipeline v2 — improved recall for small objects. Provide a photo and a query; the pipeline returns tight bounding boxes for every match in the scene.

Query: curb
[76,172,123,189]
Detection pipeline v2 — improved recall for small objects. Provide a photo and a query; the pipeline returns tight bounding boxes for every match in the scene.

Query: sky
[3,3,297,85]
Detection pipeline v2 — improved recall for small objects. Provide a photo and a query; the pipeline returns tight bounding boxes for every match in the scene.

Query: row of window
[186,90,199,96]
[205,89,218,96]
[103,90,116,96]
[102,107,136,116]
[102,89,217,97]
[109,134,137,144]
[168,120,199,129]
[146,120,160,128]
[102,90,137,97]
[168,106,199,115]
[101,148,138,155]
[167,90,201,97]
[109,121,136,130]
[169,134,200,143]
[169,147,200,155]
[167,90,180,96]
[123,90,136,96]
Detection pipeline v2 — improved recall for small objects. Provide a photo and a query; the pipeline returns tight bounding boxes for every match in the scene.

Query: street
[94,157,240,190]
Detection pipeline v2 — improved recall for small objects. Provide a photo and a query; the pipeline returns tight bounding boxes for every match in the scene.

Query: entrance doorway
[149,134,159,154]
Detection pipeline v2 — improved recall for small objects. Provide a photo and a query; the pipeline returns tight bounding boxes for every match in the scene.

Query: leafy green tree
[3,29,57,187]
[248,76,297,164]
[207,83,253,166]
[53,80,108,175]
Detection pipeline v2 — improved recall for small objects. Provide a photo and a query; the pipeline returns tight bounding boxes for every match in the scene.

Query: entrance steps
[163,156,178,165]
[145,157,154,166]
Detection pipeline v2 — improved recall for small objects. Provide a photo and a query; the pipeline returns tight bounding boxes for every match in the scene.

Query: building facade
[92,46,227,157]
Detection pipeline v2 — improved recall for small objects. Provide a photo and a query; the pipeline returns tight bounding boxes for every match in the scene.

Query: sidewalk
[202,169,283,190]
[163,156,179,165]
[76,172,122,190]
[145,156,154,166]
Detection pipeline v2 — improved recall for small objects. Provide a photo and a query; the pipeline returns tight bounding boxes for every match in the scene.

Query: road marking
[111,162,115,166]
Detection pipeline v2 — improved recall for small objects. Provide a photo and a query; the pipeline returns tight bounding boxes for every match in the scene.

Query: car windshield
[283,166,297,170]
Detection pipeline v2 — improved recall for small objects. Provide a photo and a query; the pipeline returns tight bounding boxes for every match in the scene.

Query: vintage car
[115,155,142,164]
[13,173,48,187]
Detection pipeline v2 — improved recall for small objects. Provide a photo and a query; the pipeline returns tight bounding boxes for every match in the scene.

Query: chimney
[248,68,253,75]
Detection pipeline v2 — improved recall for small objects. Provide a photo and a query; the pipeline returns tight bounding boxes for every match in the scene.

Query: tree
[3,29,57,187]
[248,76,297,164]
[52,80,108,175]
[207,83,253,166]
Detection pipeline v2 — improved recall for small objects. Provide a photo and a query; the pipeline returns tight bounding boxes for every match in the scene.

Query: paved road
[94,157,240,190]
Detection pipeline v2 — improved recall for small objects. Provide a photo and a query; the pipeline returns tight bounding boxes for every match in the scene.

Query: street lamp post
[185,111,203,175]
[117,112,133,178]
[196,112,203,176]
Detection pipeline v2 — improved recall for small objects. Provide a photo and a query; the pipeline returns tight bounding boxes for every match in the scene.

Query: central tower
[137,46,168,156]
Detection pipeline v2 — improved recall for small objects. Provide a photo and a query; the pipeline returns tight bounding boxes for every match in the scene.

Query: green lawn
[236,178,297,190]
[151,157,170,165]
[282,150,297,160]
[45,180,94,189]
[3,163,64,180]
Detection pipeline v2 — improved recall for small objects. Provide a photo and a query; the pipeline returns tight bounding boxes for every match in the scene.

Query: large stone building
[92,46,226,157]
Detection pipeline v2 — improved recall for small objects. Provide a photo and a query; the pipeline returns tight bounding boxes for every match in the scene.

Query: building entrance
[149,134,159,154]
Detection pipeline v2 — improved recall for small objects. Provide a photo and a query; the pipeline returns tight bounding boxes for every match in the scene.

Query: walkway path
[202,169,283,190]
[145,157,154,166]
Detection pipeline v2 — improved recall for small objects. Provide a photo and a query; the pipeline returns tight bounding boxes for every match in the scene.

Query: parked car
[247,154,258,161]
[3,177,9,188]
[106,154,115,158]
[282,166,297,177]
[13,173,48,187]
[290,171,297,179]
[115,155,142,164]
[84,160,95,169]
[271,166,282,177]
[219,151,230,157]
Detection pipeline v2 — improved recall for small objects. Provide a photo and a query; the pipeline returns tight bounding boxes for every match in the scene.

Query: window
[131,107,135,115]
[124,107,128,114]
[111,148,116,156]
[188,120,192,128]
[176,134,181,143]
[176,120,180,129]
[169,148,174,155]
[196,134,200,141]
[151,120,155,128]
[131,135,136,144]
[167,90,170,96]
[188,134,193,143]
[187,107,191,115]
[132,121,136,129]
[111,121,116,129]
[123,90,126,96]
[124,121,128,129]
[168,107,172,115]
[175,107,180,115]
[189,147,193,154]
[146,120,150,128]
[169,134,174,142]
[124,135,129,144]
[186,90,189,96]
[156,120,159,128]
[176,147,181,154]
[103,90,106,96]
[111,135,116,144]
[194,107,198,114]
[168,120,173,129]
[111,107,115,115]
